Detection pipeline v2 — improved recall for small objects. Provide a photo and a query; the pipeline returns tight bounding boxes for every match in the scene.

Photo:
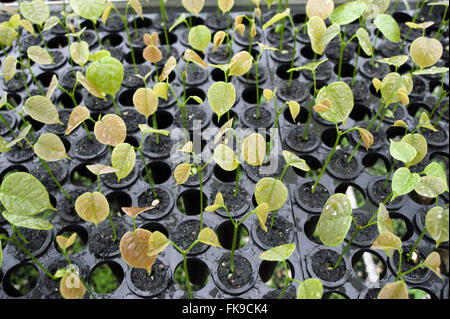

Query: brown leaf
[65,106,90,135]
[121,206,155,219]
[120,229,157,271]
[143,45,162,63]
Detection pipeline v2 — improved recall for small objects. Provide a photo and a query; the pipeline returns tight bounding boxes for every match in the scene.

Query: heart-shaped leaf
[120,228,157,271]
[56,233,77,251]
[174,163,192,185]
[308,16,340,55]
[415,176,447,198]
[316,193,353,247]
[0,172,55,216]
[86,56,124,96]
[424,251,442,278]
[377,203,394,234]
[34,133,68,161]
[218,0,234,13]
[389,140,417,163]
[213,144,240,171]
[371,232,402,257]
[182,0,205,14]
[24,95,61,125]
[410,36,443,69]
[207,81,236,120]
[306,0,334,19]
[400,133,427,168]
[65,106,90,135]
[229,51,253,76]
[282,150,310,171]
[74,191,109,226]
[205,192,224,212]
[391,167,420,200]
[315,81,354,124]
[133,88,158,119]
[94,114,127,146]
[69,0,105,22]
[60,269,86,299]
[329,0,366,25]
[374,13,400,42]
[259,243,296,261]
[70,41,90,67]
[197,227,222,247]
[424,162,448,191]
[188,25,211,53]
[254,177,288,211]
[0,24,18,47]
[297,278,323,299]
[27,46,53,65]
[380,72,413,105]
[425,206,448,246]
[20,0,49,26]
[143,45,162,63]
[377,281,408,299]
[111,143,136,181]
[242,133,266,166]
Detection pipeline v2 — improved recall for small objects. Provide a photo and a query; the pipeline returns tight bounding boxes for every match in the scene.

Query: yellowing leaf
[235,23,245,36]
[372,78,381,92]
[371,232,402,257]
[94,114,127,146]
[418,112,437,131]
[27,46,53,65]
[46,74,59,99]
[213,144,240,171]
[3,55,17,82]
[184,49,207,68]
[197,227,222,247]
[102,1,113,25]
[120,228,156,271]
[357,128,374,150]
[218,0,234,13]
[205,192,224,212]
[255,177,288,211]
[56,233,77,251]
[263,89,273,102]
[213,31,226,52]
[424,251,442,279]
[24,96,61,125]
[174,163,192,185]
[159,56,177,82]
[34,133,68,161]
[86,164,118,176]
[378,281,408,299]
[130,0,143,19]
[133,88,158,119]
[147,231,169,256]
[255,202,269,232]
[60,270,86,299]
[410,36,443,69]
[153,82,168,100]
[111,143,136,181]
[65,106,90,135]
[282,150,310,171]
[242,133,266,166]
[406,21,434,29]
[262,8,290,30]
[75,192,109,226]
[76,71,105,100]
[288,101,300,122]
[180,141,193,153]
[121,206,154,219]
[306,0,334,19]
[182,0,205,14]
[143,45,162,63]
[229,51,253,76]
[19,19,35,35]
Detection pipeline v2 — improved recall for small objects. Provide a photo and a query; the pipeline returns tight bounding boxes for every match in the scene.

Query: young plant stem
[107,212,117,242]
[37,25,53,59]
[137,146,158,198]
[303,70,317,140]
[39,157,71,200]
[279,164,289,181]
[399,0,428,50]
[15,33,31,97]
[267,100,287,157]
[111,95,121,115]
[92,22,104,50]
[23,61,44,96]
[159,0,170,53]
[383,159,397,190]
[407,227,426,262]
[234,165,240,198]
[434,100,448,126]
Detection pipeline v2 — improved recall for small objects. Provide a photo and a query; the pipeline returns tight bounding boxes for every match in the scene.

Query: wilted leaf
[56,233,77,251]
[371,232,402,257]
[214,118,234,144]
[197,227,222,247]
[184,49,207,68]
[60,269,86,299]
[418,112,437,131]
[65,106,90,135]
[213,31,226,52]
[46,74,58,99]
[153,82,168,100]
[159,56,177,82]
[357,128,374,150]
[86,164,118,176]
[174,163,192,185]
[406,21,434,29]
[130,0,143,19]
[316,193,353,246]
[74,191,109,226]
[259,243,296,261]
[76,71,105,99]
[205,192,224,212]
[143,45,162,63]
[6,125,31,148]
[377,203,394,234]
[180,141,193,153]
[94,114,127,146]
[169,13,187,32]
[147,230,169,256]
[255,202,269,232]
[34,133,68,161]
[121,206,154,219]
[120,228,156,271]
[254,177,288,211]
[424,251,442,278]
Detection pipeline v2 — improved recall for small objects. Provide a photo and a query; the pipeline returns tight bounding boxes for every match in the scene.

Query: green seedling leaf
[418,112,437,131]
[56,233,77,251]
[282,150,310,171]
[0,24,18,47]
[315,81,354,124]
[377,281,408,299]
[410,36,443,69]
[374,13,400,42]
[169,13,186,32]
[377,203,394,234]
[42,16,60,32]
[208,81,236,120]
[3,55,17,82]
[415,176,447,198]
[153,82,169,101]
[229,51,253,76]
[60,270,86,299]
[65,106,90,135]
[400,133,427,168]
[254,177,288,211]
[24,95,61,125]
[86,56,123,96]
[74,191,109,226]
[424,251,442,278]
[147,230,169,256]
[355,28,373,56]
[86,164,118,176]
[297,278,323,299]
[205,192,224,212]
[371,231,402,257]
[138,124,170,136]
[389,140,417,163]
[391,167,420,201]
[262,8,290,30]
[102,1,113,25]
[76,71,105,99]
[111,143,136,181]
[316,193,352,247]
[174,163,192,185]
[0,137,10,153]
[0,172,55,216]
[288,101,300,122]
[70,41,90,67]
[34,133,68,161]
[413,66,449,76]
[120,228,157,271]
[218,0,234,13]
[88,49,111,62]
[380,72,413,105]
[242,133,266,166]
[20,0,49,26]
[69,0,106,22]
[377,55,409,68]
[306,0,334,19]
[188,25,211,53]
[182,0,205,14]
[424,162,448,192]
[94,114,127,146]
[197,227,222,248]
[213,144,240,171]
[307,16,338,55]
[159,56,177,82]
[425,206,449,246]
[255,202,269,232]
[6,125,31,148]
[259,243,296,261]
[329,0,366,25]
[2,212,53,230]
[133,88,158,119]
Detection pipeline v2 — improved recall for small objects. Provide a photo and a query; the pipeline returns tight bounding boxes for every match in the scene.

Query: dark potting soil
[59,188,87,223]
[217,253,254,290]
[364,288,381,299]
[3,72,27,92]
[239,65,267,85]
[266,26,294,45]
[302,60,333,82]
[392,245,429,280]
[210,183,250,216]
[234,28,262,46]
[256,215,294,248]
[285,125,320,152]
[29,160,67,191]
[174,105,208,130]
[328,150,359,177]
[246,154,285,180]
[73,135,107,158]
[89,219,129,258]
[127,30,146,49]
[46,109,71,135]
[382,104,406,123]
[379,41,406,58]
[84,94,113,112]
[121,108,146,133]
[20,35,42,53]
[204,13,230,30]
[310,249,347,282]
[157,45,180,67]
[422,127,448,145]
[171,219,208,255]
[296,182,330,211]
[370,179,403,207]
[277,81,308,102]
[411,77,428,98]
[0,113,15,136]
[270,46,295,64]
[101,167,137,188]
[142,133,172,157]
[360,61,390,79]
[138,187,172,219]
[123,65,151,88]
[9,227,49,260]
[207,46,231,65]
[184,64,208,85]
[346,79,369,101]
[5,140,34,163]
[243,106,272,128]
[130,259,168,293]
[324,40,356,62]
[262,284,296,299]
[347,210,378,245]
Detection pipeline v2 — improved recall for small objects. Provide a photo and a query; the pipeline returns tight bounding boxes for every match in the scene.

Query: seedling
[399,0,432,49]
[206,192,269,274]
[427,1,449,40]
[259,243,323,299]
